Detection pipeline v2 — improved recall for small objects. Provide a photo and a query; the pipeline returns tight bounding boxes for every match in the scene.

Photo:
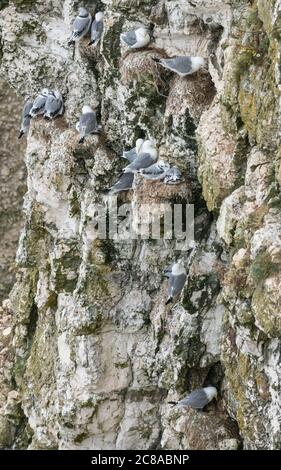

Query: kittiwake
[109,172,134,194]
[168,386,218,410]
[43,90,64,119]
[123,140,158,173]
[29,88,49,117]
[166,259,187,304]
[122,138,144,162]
[88,12,104,47]
[120,26,152,49]
[76,105,102,144]
[18,99,33,139]
[68,7,92,46]
[153,56,205,77]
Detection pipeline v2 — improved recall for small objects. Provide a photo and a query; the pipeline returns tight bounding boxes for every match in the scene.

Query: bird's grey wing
[73,15,90,37]
[80,112,97,134]
[31,95,46,112]
[91,20,103,41]
[168,272,186,298]
[141,162,164,175]
[122,31,137,46]
[45,96,61,115]
[122,147,137,163]
[182,389,208,409]
[125,152,155,171]
[162,57,192,74]
[110,172,134,192]
[23,101,33,118]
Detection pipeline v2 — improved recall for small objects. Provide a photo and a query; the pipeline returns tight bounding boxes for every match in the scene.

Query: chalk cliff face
[0,0,280,450]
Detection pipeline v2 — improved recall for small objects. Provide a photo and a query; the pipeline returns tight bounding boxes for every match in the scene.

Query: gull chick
[18,99,33,139]
[68,7,92,46]
[166,259,187,304]
[169,386,218,411]
[153,56,205,77]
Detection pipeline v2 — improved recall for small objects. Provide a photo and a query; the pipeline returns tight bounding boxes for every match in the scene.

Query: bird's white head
[191,56,205,70]
[95,11,104,22]
[53,90,62,100]
[82,105,94,114]
[135,138,144,153]
[41,88,49,96]
[79,7,89,18]
[172,259,186,275]
[204,386,218,401]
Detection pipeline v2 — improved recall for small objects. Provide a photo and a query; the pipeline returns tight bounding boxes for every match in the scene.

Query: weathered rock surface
[0,0,280,450]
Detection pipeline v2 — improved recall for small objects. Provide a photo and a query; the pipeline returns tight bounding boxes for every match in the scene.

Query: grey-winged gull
[29,88,49,117]
[120,26,152,49]
[68,7,92,46]
[122,138,144,163]
[76,105,102,144]
[169,386,218,410]
[123,140,158,173]
[153,56,205,77]
[18,99,33,139]
[89,12,104,47]
[163,166,184,185]
[43,90,64,119]
[166,259,187,304]
[139,160,171,180]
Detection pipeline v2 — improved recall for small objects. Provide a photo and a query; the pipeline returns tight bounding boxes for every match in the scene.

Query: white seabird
[68,7,92,46]
[163,166,184,185]
[169,386,218,410]
[120,26,151,49]
[123,140,158,173]
[43,90,64,120]
[89,12,104,47]
[122,138,145,162]
[153,56,205,77]
[166,259,187,304]
[18,99,33,139]
[76,105,102,144]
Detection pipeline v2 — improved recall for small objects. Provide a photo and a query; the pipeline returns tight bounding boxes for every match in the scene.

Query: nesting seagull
[153,56,205,77]
[122,138,144,163]
[166,259,187,304]
[29,88,49,117]
[123,140,158,173]
[168,386,218,411]
[43,90,64,120]
[109,172,134,194]
[120,26,152,49]
[88,12,104,47]
[68,7,92,46]
[18,99,33,139]
[76,106,102,144]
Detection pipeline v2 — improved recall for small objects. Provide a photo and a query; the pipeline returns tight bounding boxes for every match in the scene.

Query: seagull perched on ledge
[43,90,64,120]
[88,12,104,47]
[166,259,187,304]
[120,26,152,49]
[123,140,158,173]
[29,88,49,117]
[169,386,218,411]
[68,7,92,46]
[76,106,102,144]
[153,56,205,77]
